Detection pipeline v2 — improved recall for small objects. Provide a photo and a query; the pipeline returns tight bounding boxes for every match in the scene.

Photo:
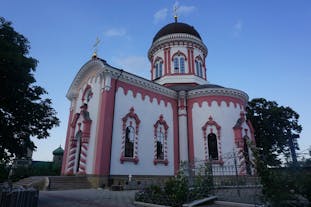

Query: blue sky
[1,0,311,161]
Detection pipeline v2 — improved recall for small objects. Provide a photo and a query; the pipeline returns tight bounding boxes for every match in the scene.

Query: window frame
[171,51,187,74]
[120,107,140,164]
[153,115,169,165]
[202,116,223,164]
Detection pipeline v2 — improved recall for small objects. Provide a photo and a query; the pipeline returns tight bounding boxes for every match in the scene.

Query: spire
[92,37,101,58]
[173,4,179,23]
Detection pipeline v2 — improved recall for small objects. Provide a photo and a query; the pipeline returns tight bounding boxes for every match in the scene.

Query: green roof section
[53,145,64,155]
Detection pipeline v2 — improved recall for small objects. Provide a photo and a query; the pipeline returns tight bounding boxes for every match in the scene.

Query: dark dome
[53,146,64,155]
[153,22,202,43]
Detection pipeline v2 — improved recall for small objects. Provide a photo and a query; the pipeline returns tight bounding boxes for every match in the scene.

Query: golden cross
[173,4,179,22]
[92,37,101,57]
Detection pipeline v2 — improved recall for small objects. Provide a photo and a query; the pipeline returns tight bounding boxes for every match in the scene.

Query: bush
[135,164,213,207]
[0,164,9,183]
[253,146,311,206]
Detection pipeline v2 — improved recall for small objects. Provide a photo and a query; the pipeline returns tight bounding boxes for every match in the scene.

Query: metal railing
[0,184,39,207]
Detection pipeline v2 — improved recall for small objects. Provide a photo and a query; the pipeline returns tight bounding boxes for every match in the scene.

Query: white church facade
[61,19,255,185]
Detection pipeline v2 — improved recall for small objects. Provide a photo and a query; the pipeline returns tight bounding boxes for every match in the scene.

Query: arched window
[202,116,222,163]
[154,60,163,79]
[86,90,92,102]
[120,107,140,164]
[82,85,93,103]
[173,57,179,72]
[195,60,203,78]
[156,130,164,160]
[180,57,185,73]
[125,126,135,157]
[153,115,169,165]
[208,133,218,160]
[173,54,186,74]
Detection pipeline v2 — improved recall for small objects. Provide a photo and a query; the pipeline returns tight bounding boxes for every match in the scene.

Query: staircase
[14,176,48,190]
[48,176,92,191]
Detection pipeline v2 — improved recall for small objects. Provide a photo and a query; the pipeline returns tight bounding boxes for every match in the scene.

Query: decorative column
[187,47,192,74]
[178,91,189,162]
[168,48,171,74]
[191,49,195,75]
[66,139,77,174]
[65,113,80,174]
[150,56,154,80]
[78,104,92,174]
[164,49,167,75]
[94,74,116,176]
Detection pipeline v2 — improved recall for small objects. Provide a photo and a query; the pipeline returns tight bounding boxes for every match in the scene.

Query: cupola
[148,20,208,87]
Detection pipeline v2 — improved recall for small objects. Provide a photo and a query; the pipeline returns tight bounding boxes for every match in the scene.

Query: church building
[61,17,255,185]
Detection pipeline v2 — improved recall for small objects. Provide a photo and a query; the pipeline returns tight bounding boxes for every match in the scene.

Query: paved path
[38,189,137,207]
[38,189,254,207]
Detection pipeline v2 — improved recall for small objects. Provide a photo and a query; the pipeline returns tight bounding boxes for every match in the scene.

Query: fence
[179,157,263,205]
[0,183,39,207]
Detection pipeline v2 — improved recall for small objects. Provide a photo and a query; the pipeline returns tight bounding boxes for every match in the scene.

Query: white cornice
[109,68,177,98]
[155,75,208,85]
[67,58,177,101]
[188,87,249,103]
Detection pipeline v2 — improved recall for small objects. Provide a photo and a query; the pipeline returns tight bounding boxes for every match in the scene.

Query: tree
[247,98,306,206]
[0,17,59,163]
[246,98,302,166]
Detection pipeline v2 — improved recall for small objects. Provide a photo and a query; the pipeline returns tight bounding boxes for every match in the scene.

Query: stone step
[14,176,48,189]
[48,176,92,191]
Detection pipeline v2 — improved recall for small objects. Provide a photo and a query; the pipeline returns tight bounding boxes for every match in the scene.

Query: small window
[86,90,92,102]
[174,57,179,72]
[82,85,93,103]
[124,126,135,157]
[154,60,163,79]
[159,62,163,77]
[195,60,203,78]
[208,133,218,160]
[120,107,140,164]
[156,131,164,160]
[173,55,186,74]
[180,57,185,73]
[195,60,199,76]
[153,115,169,165]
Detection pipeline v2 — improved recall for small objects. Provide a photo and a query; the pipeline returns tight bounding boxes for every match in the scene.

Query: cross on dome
[173,4,179,22]
[92,37,101,58]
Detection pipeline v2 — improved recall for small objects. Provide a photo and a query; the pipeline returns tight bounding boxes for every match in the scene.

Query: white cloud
[173,1,196,17]
[103,28,127,37]
[154,8,168,24]
[233,20,243,37]
[111,55,150,78]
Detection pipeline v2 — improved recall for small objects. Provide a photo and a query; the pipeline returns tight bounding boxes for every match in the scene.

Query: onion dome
[53,146,64,155]
[153,22,202,43]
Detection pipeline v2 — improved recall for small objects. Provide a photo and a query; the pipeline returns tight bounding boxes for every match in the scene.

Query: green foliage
[0,17,59,162]
[247,98,302,167]
[135,163,213,207]
[248,98,310,205]
[0,164,9,183]
[252,146,311,206]
[164,172,189,206]
[8,162,61,182]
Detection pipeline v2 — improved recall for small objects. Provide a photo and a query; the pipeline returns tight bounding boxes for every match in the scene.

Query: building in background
[61,18,255,186]
[52,146,64,166]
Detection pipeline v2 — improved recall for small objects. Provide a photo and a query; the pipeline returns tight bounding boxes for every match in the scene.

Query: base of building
[85,174,173,189]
